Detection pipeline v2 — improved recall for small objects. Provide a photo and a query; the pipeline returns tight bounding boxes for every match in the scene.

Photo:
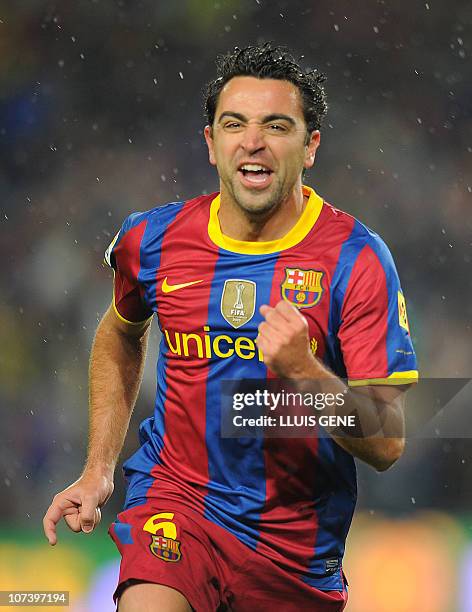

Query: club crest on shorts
[150,534,182,562]
[221,279,256,328]
[143,512,182,563]
[281,268,324,309]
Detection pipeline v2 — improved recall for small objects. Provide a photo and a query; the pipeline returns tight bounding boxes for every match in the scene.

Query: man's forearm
[84,309,150,476]
[295,361,407,471]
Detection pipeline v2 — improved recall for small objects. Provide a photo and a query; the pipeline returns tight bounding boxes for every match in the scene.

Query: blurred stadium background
[1,1,471,610]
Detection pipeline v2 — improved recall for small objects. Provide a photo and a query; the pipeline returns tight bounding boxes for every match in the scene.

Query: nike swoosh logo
[162,277,203,293]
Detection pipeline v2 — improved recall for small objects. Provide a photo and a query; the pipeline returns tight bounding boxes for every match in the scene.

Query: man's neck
[217,184,308,242]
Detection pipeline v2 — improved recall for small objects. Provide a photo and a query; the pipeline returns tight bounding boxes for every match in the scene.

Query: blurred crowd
[1,0,471,525]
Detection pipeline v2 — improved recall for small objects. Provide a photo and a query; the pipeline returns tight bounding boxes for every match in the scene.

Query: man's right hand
[43,469,114,546]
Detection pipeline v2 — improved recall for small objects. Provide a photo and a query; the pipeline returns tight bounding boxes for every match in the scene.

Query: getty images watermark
[231,389,354,429]
[220,380,359,438]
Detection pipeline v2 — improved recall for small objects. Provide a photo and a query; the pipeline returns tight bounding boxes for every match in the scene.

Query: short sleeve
[338,237,418,387]
[104,213,153,325]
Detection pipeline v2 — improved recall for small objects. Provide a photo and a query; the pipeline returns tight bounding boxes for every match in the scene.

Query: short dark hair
[204,43,328,136]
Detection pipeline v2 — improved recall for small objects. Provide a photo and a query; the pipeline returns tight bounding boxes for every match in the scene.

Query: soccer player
[43,44,418,611]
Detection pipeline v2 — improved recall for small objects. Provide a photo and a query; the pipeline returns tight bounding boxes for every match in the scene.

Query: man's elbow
[373,438,405,472]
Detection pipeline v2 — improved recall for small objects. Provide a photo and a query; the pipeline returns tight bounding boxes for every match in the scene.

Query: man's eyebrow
[262,114,296,126]
[218,111,247,123]
[217,111,296,126]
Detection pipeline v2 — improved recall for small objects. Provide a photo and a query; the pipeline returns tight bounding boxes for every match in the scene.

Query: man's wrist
[82,461,115,479]
[283,352,322,380]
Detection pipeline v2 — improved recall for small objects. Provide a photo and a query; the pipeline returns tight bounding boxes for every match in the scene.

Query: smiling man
[43,44,418,611]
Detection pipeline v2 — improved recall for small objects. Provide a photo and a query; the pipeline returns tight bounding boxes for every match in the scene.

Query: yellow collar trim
[208,185,324,255]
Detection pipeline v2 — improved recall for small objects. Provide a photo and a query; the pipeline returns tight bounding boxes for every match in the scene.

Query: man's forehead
[216,76,303,120]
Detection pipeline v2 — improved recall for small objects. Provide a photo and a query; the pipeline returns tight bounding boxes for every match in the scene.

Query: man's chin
[237,196,279,217]
[233,185,281,216]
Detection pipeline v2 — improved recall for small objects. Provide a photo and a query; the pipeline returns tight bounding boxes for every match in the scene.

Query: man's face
[204,76,320,217]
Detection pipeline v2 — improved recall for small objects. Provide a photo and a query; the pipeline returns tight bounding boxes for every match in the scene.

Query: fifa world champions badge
[143,512,182,562]
[281,268,324,308]
[221,279,257,328]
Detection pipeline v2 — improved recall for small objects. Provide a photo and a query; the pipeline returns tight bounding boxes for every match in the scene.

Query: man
[43,44,418,611]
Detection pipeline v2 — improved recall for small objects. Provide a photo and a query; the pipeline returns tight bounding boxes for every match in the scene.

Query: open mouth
[237,163,273,187]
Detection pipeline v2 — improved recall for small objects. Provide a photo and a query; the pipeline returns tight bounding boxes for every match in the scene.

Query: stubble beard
[222,172,289,221]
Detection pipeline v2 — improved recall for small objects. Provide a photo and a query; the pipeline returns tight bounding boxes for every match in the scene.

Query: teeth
[240,164,269,172]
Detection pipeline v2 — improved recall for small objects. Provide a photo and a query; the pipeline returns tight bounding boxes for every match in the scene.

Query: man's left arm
[257,301,410,472]
[327,382,408,471]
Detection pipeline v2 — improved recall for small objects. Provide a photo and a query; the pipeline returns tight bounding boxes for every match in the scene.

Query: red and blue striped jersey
[105,185,418,591]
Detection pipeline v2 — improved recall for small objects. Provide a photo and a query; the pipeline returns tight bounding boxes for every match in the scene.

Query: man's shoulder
[152,192,216,216]
[321,199,391,257]
[121,192,217,232]
[106,192,217,267]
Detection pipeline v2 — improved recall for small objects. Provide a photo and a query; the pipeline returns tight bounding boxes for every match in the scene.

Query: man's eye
[224,122,241,129]
[267,124,286,132]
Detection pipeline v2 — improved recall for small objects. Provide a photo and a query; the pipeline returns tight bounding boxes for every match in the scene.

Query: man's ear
[304,130,321,169]
[204,125,217,166]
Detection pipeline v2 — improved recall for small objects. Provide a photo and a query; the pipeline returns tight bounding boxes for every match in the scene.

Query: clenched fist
[256,300,317,378]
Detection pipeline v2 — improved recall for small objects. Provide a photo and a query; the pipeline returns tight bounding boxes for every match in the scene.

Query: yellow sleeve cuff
[348,370,419,387]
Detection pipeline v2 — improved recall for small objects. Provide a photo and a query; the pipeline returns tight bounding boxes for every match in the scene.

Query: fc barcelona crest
[150,534,182,562]
[281,268,324,309]
[221,279,256,329]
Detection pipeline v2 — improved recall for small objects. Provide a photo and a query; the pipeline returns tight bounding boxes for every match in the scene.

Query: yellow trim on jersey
[112,289,153,327]
[208,185,324,254]
[348,370,419,387]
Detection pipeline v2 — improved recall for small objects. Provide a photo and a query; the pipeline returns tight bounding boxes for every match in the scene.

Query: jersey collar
[208,185,324,255]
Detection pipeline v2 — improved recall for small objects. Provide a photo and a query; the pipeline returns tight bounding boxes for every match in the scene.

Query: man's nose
[240,124,265,153]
